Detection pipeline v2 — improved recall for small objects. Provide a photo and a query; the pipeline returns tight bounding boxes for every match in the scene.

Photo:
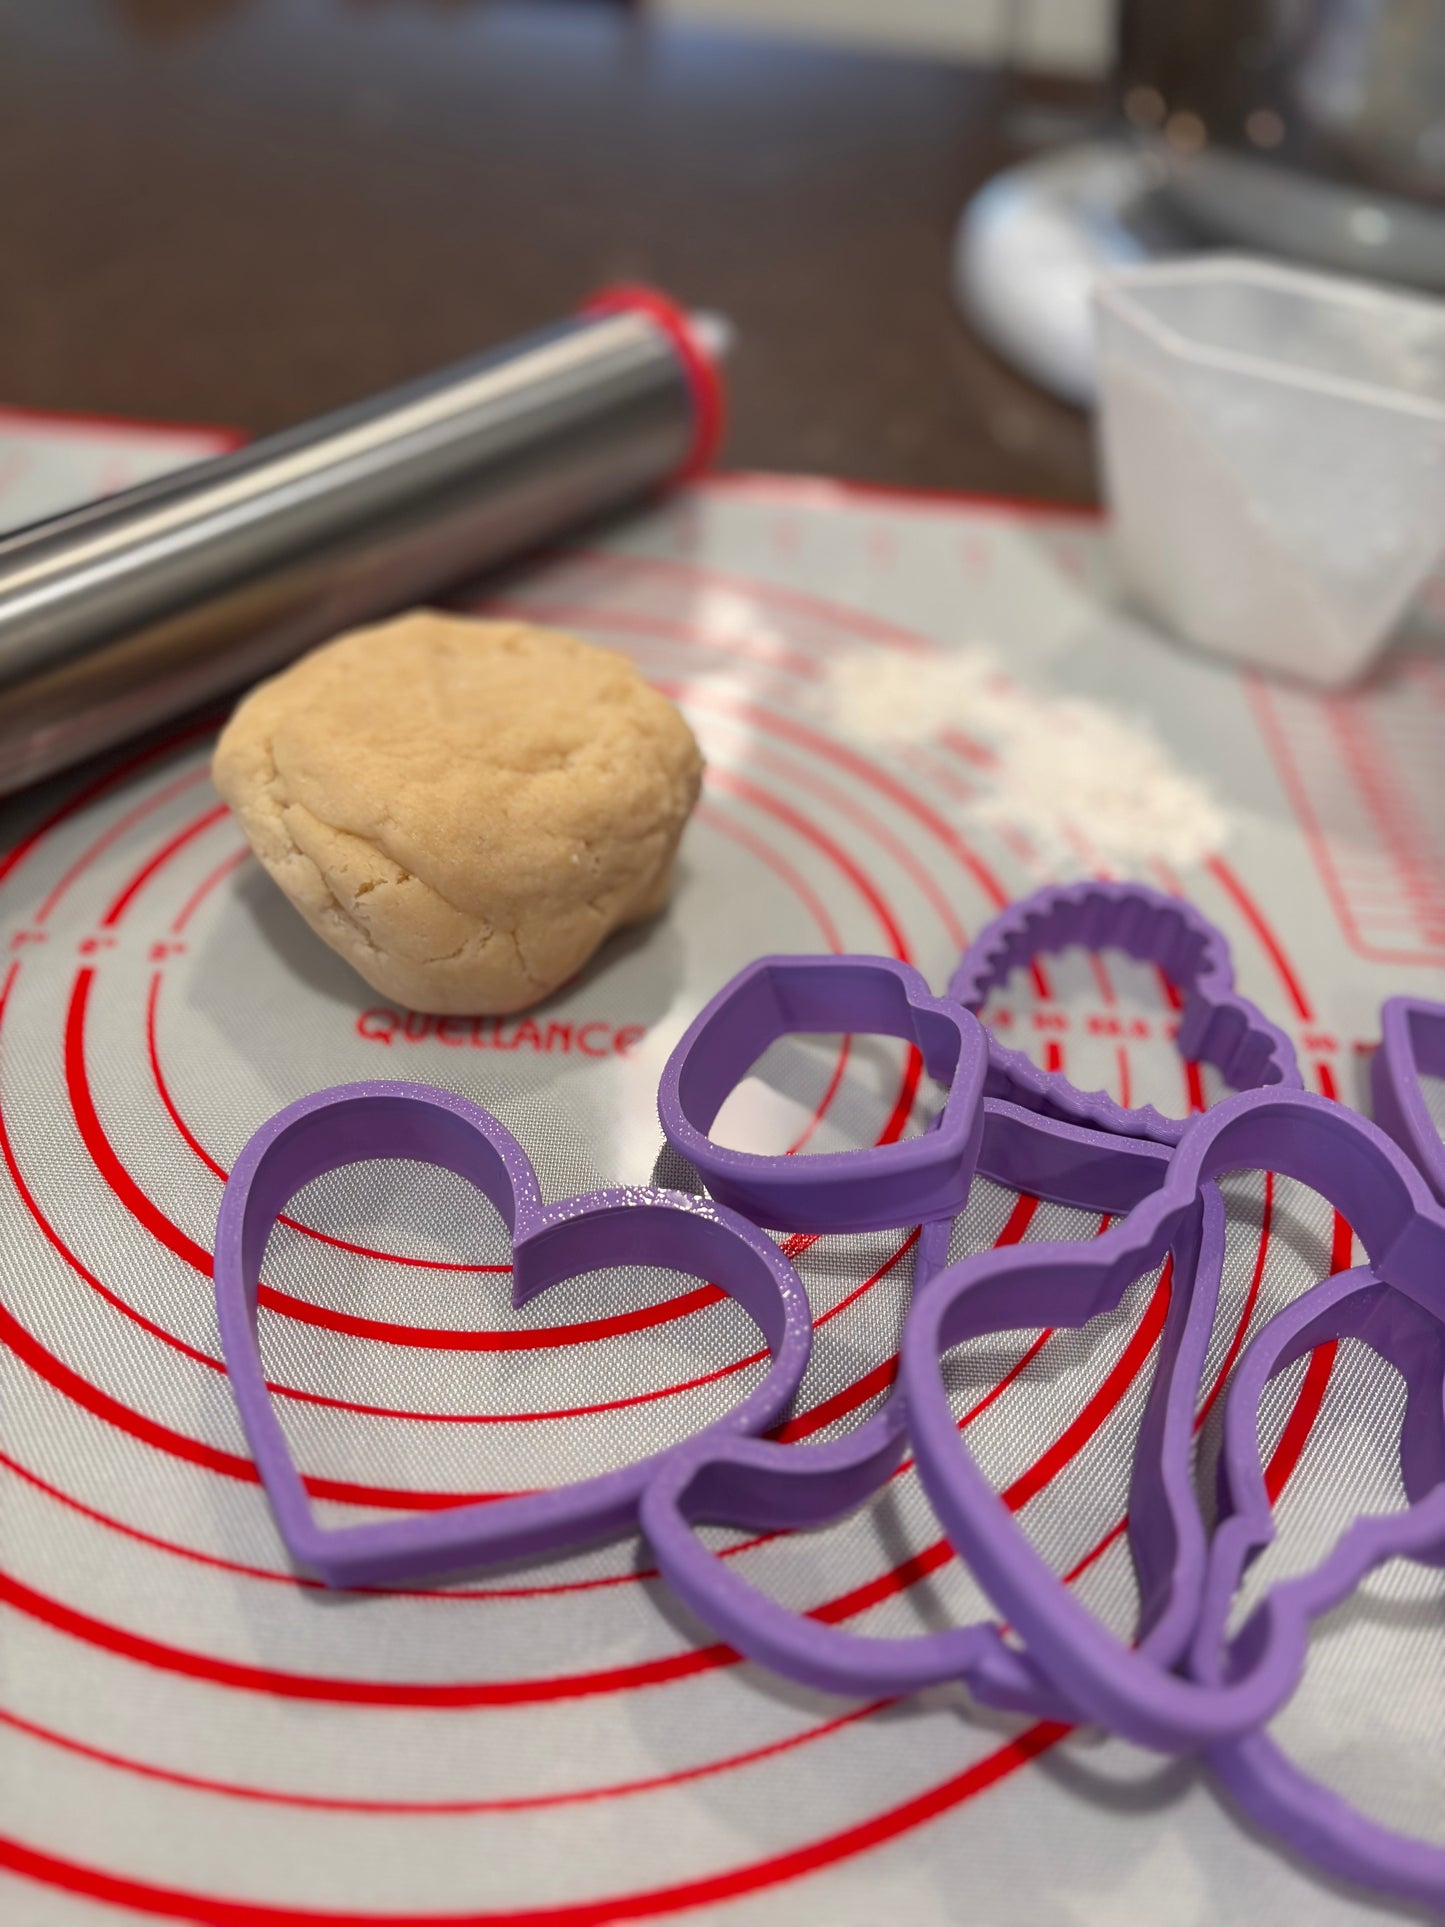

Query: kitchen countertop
[0,0,1101,502]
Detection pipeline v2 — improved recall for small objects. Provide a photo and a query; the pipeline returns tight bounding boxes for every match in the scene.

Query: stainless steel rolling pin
[0,287,729,795]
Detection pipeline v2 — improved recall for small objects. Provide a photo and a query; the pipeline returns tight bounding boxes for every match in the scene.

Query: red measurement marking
[99,802,228,927]
[1184,1060,1206,1114]
[1248,670,1445,967]
[1205,854,1313,1022]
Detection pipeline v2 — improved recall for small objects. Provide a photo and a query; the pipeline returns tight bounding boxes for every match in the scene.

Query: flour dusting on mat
[822,648,1228,872]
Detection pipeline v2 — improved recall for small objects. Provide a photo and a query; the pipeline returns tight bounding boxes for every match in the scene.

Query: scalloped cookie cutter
[947,879,1301,1144]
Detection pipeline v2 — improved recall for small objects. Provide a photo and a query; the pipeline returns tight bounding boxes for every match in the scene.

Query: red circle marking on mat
[99,801,230,927]
[1,1294,1340,1927]
[0,1035,1305,1577]
[675,685,1014,909]
[4,926,1267,1563]
[171,843,250,934]
[0,1170,1183,1664]
[0,724,1340,1880]
[29,1007,919,1422]
[487,599,825,685]
[0,1193,1078,1601]
[0,1267,1165,1710]
[0,1177,1301,1850]
[0,1725,1068,1927]
[25,616,986,1325]
[549,624,970,954]
[0,716,222,903]
[144,794,853,1273]
[0,1695,886,1817]
[65,766,919,1350]
[1205,853,1313,1024]
[0,443,1333,1888]
[0,1198,1068,1607]
[548,546,939,657]
[33,764,212,927]
[79,964,889,1401]
[0,474,1348,1919]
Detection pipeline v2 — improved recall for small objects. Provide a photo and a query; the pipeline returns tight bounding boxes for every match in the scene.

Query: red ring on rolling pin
[580,283,726,478]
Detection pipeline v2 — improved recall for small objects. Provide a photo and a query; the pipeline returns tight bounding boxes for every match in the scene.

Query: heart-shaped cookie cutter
[947,879,1302,1144]
[214,1081,814,1587]
[1371,994,1445,1207]
[656,954,988,1234]
[640,1098,1222,1716]
[901,1085,1445,1751]
[1191,1262,1445,1912]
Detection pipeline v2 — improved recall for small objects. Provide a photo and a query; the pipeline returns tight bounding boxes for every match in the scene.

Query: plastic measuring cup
[1094,256,1445,688]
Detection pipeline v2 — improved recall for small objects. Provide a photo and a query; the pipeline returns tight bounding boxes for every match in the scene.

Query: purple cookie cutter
[214,1081,813,1588]
[657,955,987,1234]
[1192,1263,1445,1912]
[947,879,1302,1144]
[901,1084,1445,1752]
[640,1098,1223,1718]
[1371,995,1445,1206]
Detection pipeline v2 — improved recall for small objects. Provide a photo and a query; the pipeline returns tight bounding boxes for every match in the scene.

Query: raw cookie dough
[212,611,703,1014]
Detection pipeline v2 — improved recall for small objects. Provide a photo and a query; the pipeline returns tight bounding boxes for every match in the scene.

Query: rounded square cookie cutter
[947,878,1302,1144]
[214,1081,814,1588]
[656,954,988,1234]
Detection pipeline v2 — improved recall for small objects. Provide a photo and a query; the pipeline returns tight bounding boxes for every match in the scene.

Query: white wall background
[653,0,1118,77]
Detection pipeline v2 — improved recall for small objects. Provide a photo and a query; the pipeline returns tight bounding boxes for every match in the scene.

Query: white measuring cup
[1094,256,1445,688]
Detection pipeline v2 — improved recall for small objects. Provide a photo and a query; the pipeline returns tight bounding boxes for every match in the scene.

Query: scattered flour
[822,648,1228,873]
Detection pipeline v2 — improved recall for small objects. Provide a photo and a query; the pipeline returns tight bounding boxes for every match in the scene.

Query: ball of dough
[211,611,703,1014]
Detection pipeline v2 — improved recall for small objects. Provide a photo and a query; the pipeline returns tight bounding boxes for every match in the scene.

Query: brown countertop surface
[0,0,1100,503]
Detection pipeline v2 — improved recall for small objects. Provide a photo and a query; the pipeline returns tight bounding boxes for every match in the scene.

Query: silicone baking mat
[0,408,1441,1925]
